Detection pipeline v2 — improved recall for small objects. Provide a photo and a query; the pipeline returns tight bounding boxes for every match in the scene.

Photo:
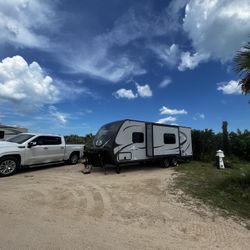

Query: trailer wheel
[162,158,170,168]
[69,153,79,165]
[0,156,19,177]
[171,158,178,167]
[116,165,120,174]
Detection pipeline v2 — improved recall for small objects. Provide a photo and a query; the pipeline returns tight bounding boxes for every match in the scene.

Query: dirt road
[0,164,249,250]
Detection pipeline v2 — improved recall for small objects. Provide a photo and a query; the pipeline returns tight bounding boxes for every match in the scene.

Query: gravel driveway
[0,164,249,250]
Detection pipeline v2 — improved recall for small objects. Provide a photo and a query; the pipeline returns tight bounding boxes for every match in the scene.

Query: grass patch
[173,160,250,221]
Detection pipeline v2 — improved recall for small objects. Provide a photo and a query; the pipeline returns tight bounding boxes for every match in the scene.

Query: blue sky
[0,0,249,136]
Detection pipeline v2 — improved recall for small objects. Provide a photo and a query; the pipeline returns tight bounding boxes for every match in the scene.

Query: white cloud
[71,52,146,83]
[60,4,184,83]
[114,88,138,99]
[0,0,58,49]
[158,106,186,124]
[100,6,179,48]
[149,44,180,67]
[199,113,205,119]
[63,7,160,83]
[49,106,68,125]
[180,0,250,70]
[217,80,242,95]
[56,80,98,100]
[114,81,153,99]
[136,83,153,98]
[178,51,209,71]
[193,113,205,120]
[157,116,177,124]
[0,55,59,111]
[160,106,187,115]
[0,1,146,83]
[159,77,172,88]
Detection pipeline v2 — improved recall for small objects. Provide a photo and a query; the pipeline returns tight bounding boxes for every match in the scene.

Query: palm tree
[234,41,250,95]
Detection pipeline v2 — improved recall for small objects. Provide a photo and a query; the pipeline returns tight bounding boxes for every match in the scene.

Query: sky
[0,0,249,136]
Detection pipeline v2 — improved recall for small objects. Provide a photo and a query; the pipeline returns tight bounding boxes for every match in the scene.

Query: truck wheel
[162,158,170,168]
[69,153,79,165]
[171,158,178,167]
[0,156,19,177]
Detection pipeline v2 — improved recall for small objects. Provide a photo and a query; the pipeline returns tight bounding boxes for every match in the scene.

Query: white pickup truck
[0,133,85,177]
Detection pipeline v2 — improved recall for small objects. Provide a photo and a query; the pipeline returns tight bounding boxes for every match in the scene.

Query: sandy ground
[0,163,249,250]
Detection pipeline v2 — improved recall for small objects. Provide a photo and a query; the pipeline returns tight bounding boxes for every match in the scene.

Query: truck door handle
[60,147,64,149]
[43,147,48,150]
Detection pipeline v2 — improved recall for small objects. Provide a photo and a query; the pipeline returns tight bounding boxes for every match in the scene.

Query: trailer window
[164,134,176,144]
[132,132,144,143]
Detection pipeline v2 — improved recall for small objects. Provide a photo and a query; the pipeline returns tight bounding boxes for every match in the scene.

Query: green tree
[84,133,95,150]
[229,129,250,160]
[64,133,95,150]
[192,129,222,161]
[222,121,229,155]
[234,41,250,95]
[64,134,85,144]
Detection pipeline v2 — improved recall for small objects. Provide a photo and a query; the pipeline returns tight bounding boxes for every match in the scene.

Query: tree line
[192,124,250,162]
[64,133,94,149]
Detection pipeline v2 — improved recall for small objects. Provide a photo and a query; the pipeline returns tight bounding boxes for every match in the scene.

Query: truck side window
[132,132,144,143]
[164,134,176,144]
[43,136,62,145]
[32,136,61,145]
[32,136,45,145]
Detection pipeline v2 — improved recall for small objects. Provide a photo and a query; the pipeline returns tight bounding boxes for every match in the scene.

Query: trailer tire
[171,158,178,167]
[116,165,120,174]
[69,153,79,165]
[0,156,19,177]
[162,158,170,168]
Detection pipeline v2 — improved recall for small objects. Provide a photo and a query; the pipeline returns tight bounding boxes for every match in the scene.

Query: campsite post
[216,150,225,169]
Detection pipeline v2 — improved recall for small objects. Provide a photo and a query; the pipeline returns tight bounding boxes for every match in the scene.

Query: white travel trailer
[85,119,192,173]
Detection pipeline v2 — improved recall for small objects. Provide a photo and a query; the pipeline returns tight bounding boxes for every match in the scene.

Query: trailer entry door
[146,123,153,157]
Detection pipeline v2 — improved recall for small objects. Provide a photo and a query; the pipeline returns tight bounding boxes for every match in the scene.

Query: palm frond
[240,75,250,94]
[234,41,250,95]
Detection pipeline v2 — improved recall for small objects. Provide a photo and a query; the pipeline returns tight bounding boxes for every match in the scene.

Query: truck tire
[0,156,19,177]
[69,153,79,165]
[162,158,170,168]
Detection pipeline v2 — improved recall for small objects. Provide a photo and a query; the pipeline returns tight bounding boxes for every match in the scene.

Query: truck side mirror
[28,141,37,148]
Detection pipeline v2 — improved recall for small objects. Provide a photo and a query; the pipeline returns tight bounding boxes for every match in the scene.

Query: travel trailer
[0,124,28,140]
[85,119,192,173]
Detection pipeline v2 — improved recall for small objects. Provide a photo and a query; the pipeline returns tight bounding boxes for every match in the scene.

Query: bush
[192,129,250,162]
